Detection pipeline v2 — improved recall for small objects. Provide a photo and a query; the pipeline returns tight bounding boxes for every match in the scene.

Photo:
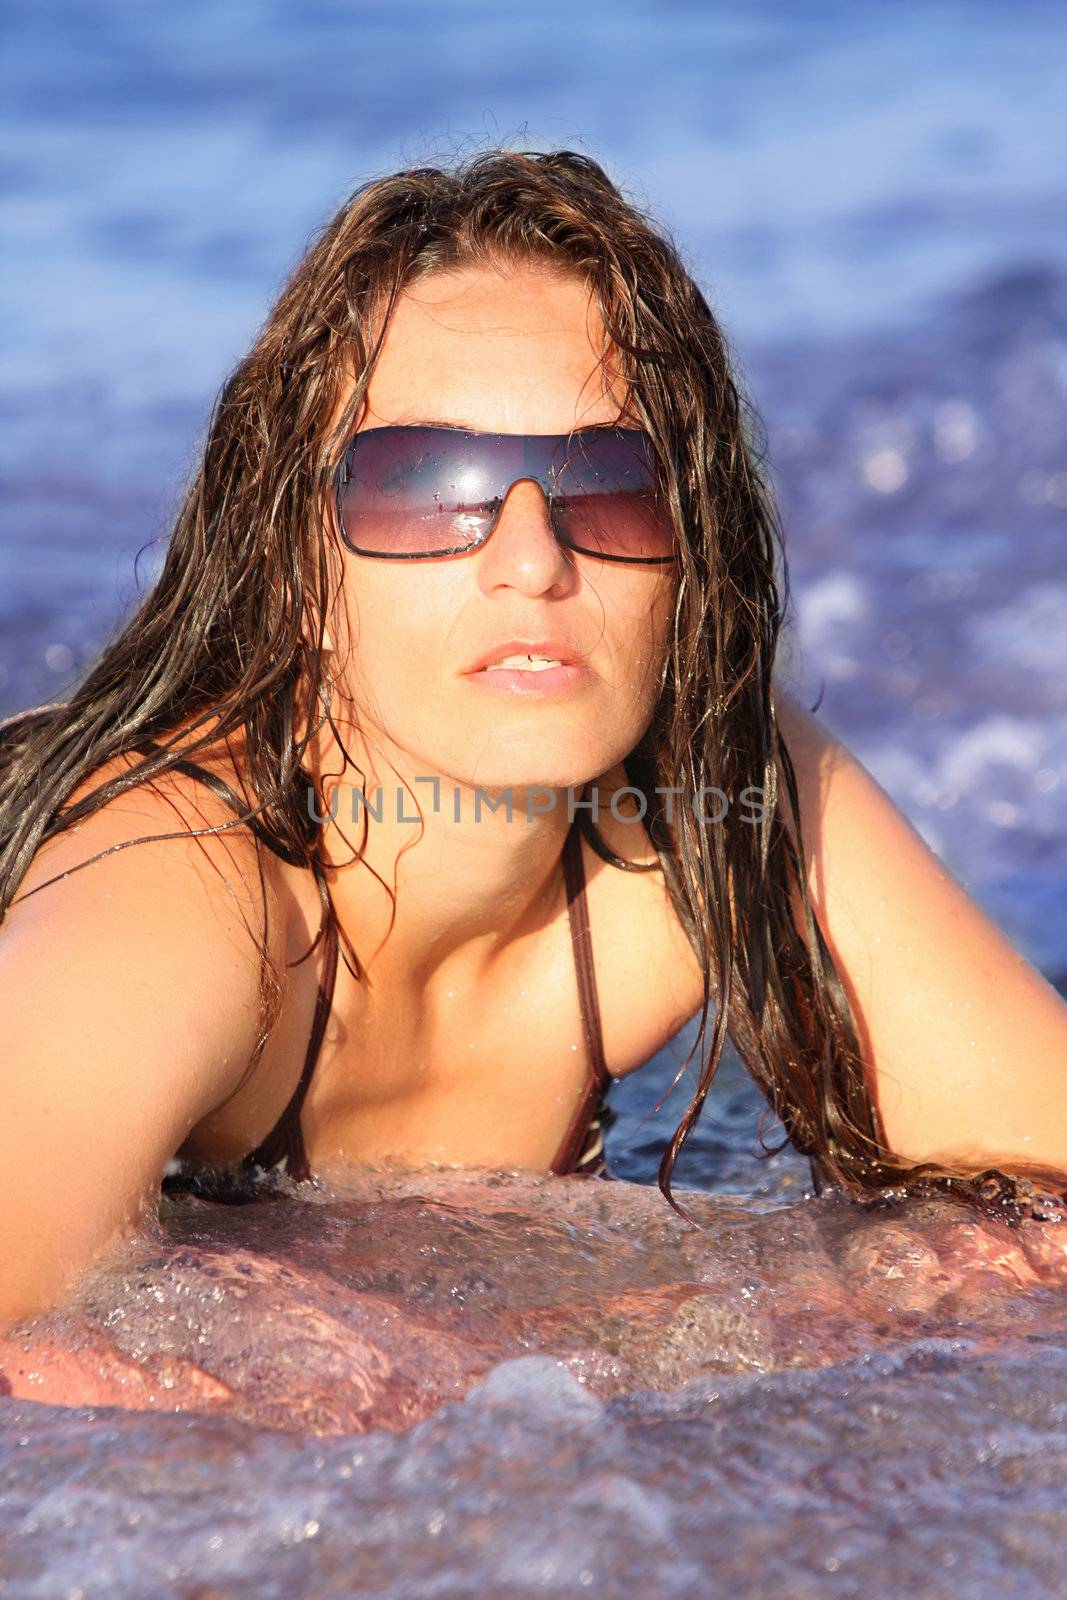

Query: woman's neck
[298,715,607,994]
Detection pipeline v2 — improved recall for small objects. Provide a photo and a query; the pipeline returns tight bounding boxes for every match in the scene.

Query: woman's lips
[463,662,593,694]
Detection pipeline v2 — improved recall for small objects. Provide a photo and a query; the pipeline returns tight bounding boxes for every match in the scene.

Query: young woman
[2,149,1066,1330]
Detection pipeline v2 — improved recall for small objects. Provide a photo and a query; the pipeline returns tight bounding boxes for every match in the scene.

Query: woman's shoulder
[10,713,294,978]
[0,718,298,1326]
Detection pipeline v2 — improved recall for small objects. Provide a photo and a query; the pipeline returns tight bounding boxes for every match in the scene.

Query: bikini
[243,816,616,1183]
[159,750,616,1188]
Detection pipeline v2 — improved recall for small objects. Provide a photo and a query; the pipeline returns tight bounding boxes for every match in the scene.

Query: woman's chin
[449,772,604,808]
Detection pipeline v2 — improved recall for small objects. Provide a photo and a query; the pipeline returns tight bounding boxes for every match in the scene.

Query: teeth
[485,653,563,672]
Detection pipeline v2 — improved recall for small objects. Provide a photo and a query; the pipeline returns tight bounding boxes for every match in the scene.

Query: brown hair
[1,146,1059,1226]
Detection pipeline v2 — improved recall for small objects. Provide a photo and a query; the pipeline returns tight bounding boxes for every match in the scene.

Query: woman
[2,149,1066,1330]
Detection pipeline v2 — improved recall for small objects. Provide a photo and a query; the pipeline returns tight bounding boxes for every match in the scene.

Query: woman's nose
[475,478,573,593]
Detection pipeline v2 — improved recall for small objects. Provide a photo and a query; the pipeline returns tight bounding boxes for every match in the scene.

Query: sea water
[3,1097,1067,1597]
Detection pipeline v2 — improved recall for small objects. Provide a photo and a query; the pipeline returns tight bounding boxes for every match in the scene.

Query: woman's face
[324,263,676,797]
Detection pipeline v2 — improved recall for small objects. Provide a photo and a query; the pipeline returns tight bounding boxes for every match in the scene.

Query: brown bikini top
[245,817,615,1181]
[136,738,615,1185]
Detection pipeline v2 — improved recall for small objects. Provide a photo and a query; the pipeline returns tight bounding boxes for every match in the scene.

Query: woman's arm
[773,685,1067,1179]
[0,767,275,1328]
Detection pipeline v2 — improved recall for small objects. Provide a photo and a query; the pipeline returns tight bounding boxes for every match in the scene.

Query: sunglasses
[332,424,676,564]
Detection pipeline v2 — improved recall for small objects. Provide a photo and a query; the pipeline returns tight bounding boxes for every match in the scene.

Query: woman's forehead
[334,264,634,437]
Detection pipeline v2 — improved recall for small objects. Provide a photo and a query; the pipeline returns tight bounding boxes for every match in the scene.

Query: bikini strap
[124,734,341,1184]
[133,737,308,865]
[245,909,340,1181]
[561,820,610,1090]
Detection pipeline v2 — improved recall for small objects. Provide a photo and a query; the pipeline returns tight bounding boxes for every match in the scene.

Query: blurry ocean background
[4,1,1066,1027]
[2,4,1067,1594]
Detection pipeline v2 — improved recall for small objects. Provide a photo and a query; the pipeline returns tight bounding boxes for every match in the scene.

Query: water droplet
[863,449,908,494]
[44,642,74,673]
[933,399,977,462]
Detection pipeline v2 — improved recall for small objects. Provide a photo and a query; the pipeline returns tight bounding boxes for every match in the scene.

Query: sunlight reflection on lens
[454,513,484,544]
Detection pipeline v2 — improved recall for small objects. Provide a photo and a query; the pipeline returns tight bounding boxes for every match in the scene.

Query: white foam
[467,1355,605,1420]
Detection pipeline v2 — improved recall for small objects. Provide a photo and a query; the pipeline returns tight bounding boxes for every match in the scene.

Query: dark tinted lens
[338,428,522,555]
[551,431,674,562]
[337,425,674,562]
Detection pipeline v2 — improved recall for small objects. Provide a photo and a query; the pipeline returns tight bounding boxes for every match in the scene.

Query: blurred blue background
[2,2,1065,1175]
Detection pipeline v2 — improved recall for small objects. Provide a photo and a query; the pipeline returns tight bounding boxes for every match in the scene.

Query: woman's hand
[773,684,1067,1182]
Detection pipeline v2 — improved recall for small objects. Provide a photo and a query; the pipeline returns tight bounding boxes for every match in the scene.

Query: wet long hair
[0,147,1059,1226]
